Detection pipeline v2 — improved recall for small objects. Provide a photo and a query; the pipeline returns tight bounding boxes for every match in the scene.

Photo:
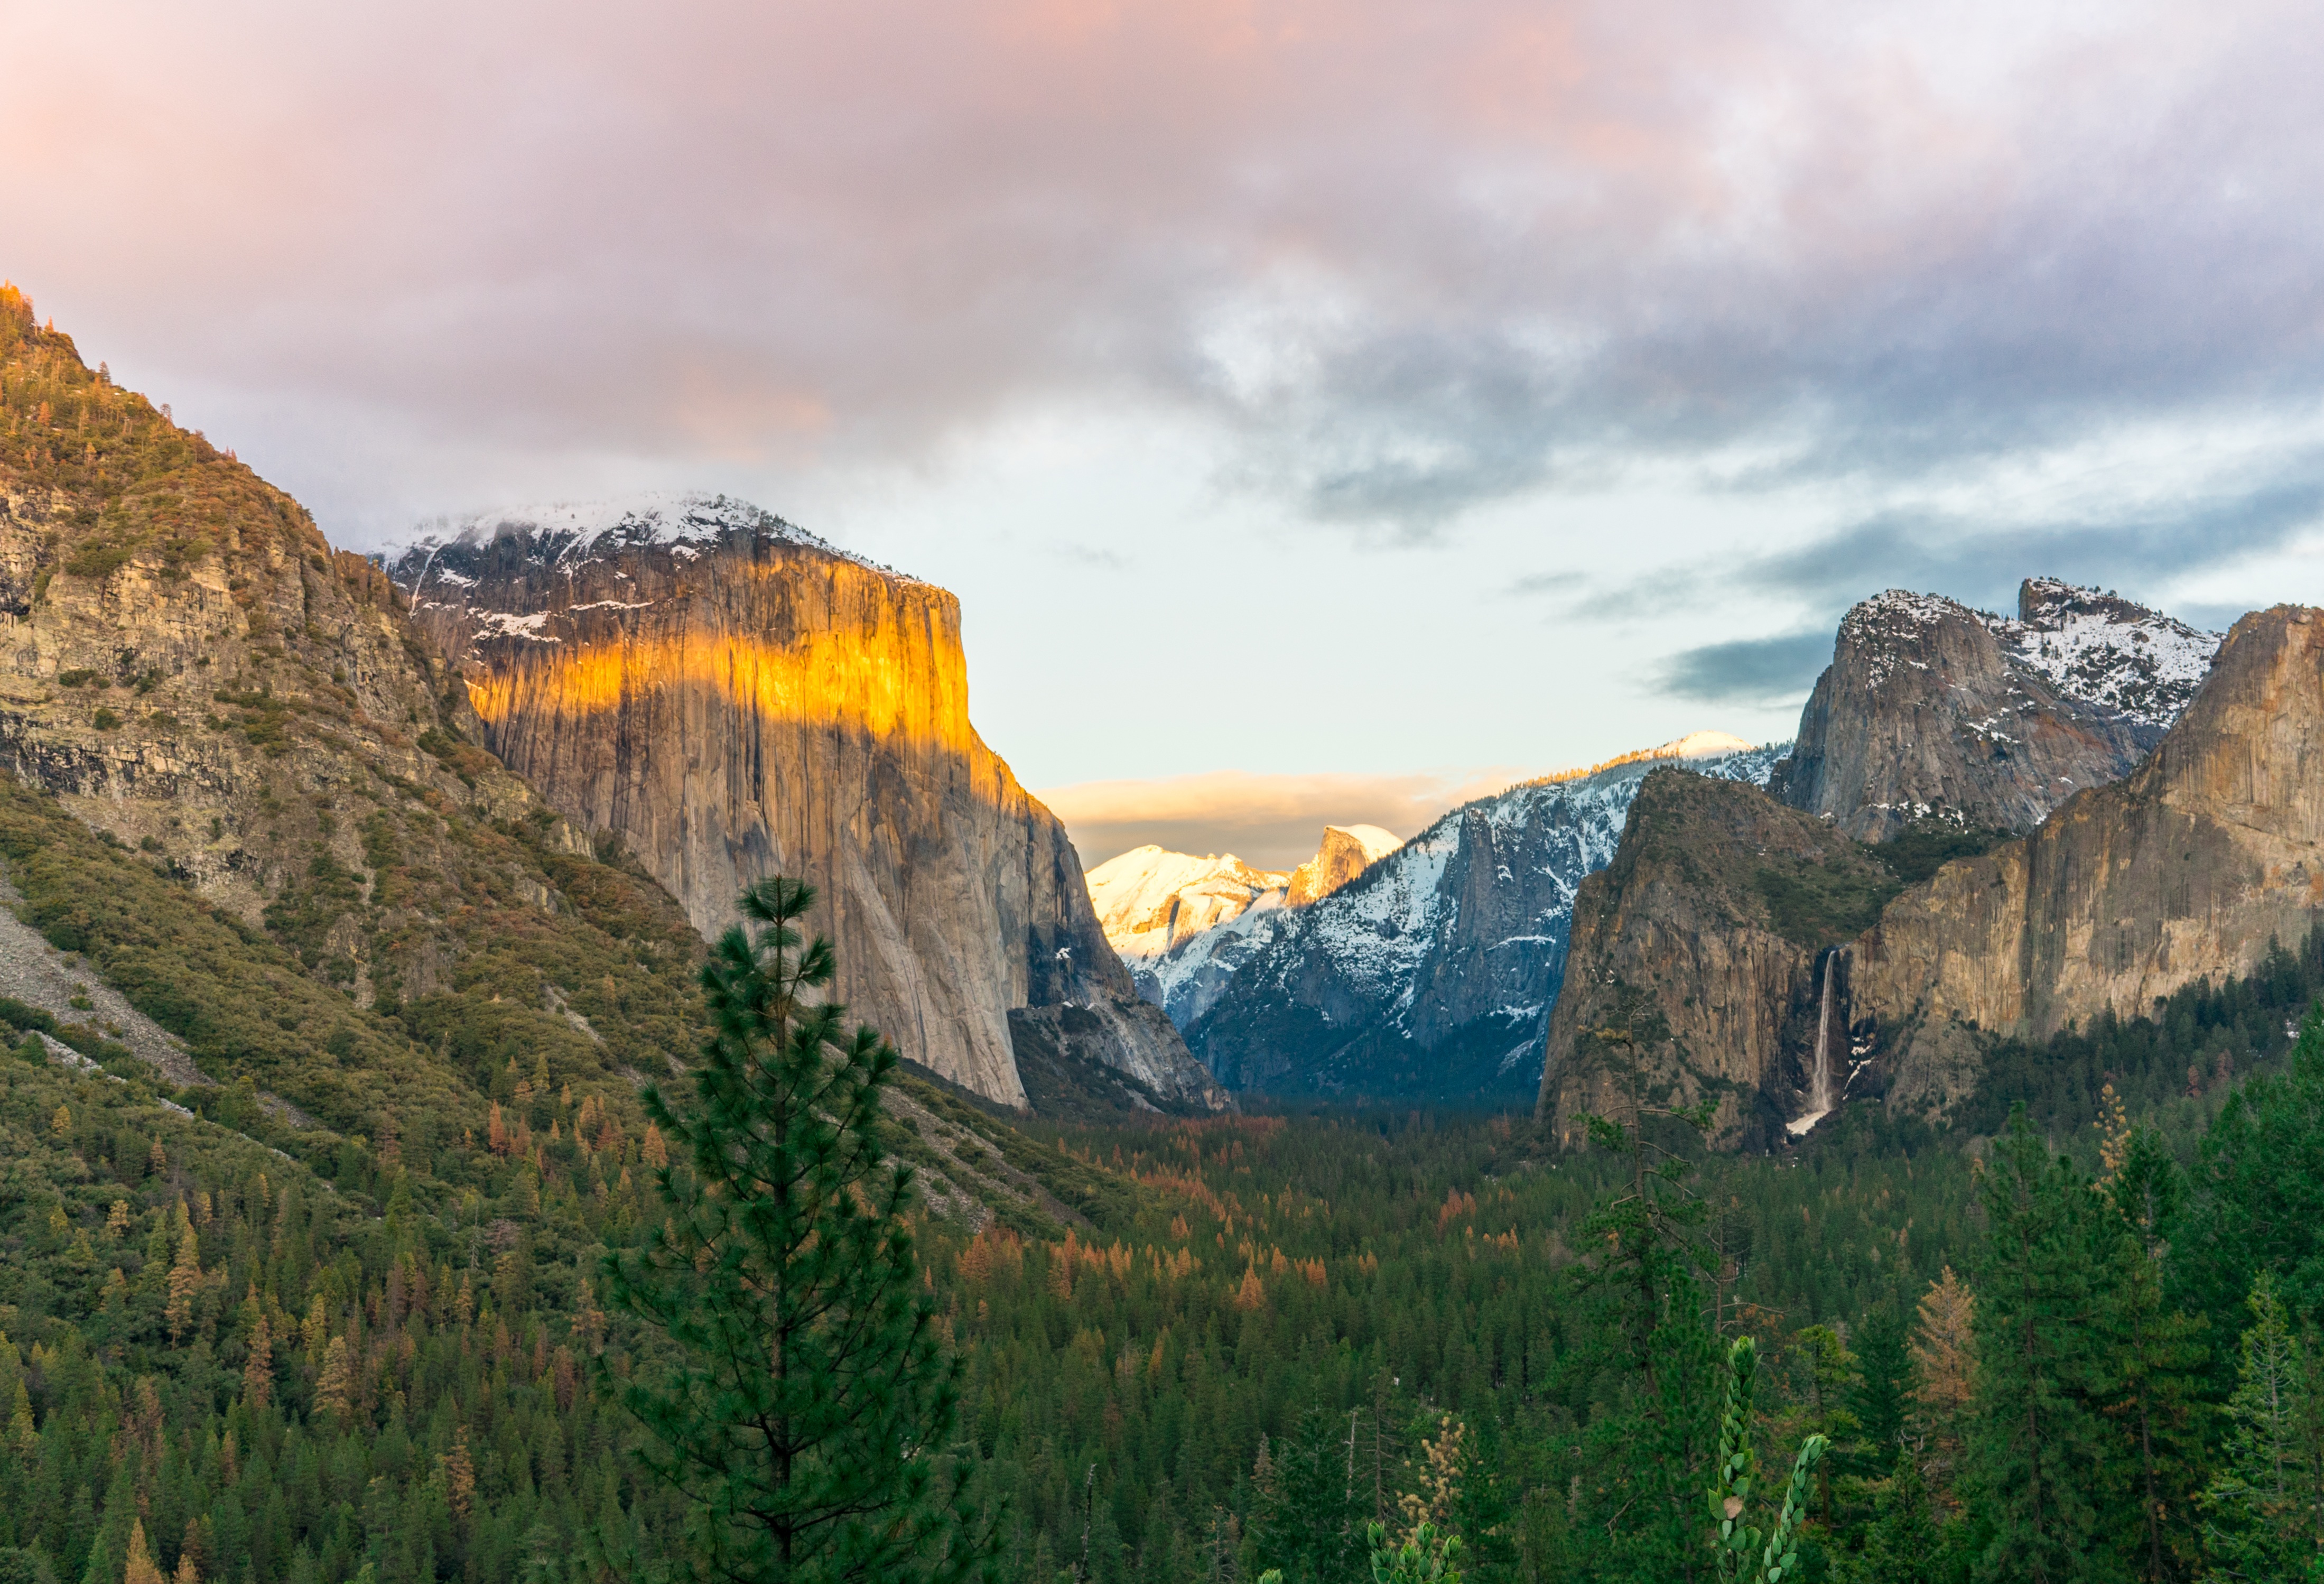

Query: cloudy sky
[9,0,2324,866]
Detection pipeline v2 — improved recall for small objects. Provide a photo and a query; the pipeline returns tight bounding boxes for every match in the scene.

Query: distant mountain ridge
[1088,824,1405,1027]
[1180,734,1785,1100]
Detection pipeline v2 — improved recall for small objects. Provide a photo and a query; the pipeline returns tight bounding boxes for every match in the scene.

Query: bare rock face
[1855,605,2324,1087]
[1535,768,1898,1148]
[1769,587,2192,840]
[386,496,1223,1112]
[1284,825,1401,907]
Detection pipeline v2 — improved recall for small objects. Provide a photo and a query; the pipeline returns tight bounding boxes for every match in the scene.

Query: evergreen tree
[1554,988,1725,1582]
[2092,1125,2210,1581]
[2197,1275,2324,1578]
[1849,1309,1912,1473]
[1244,1410,1371,1584]
[1963,1108,2111,1584]
[1842,1444,1940,1584]
[601,878,994,1584]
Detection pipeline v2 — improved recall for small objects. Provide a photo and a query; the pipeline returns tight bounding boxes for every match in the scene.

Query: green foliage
[1365,1520,1464,1583]
[602,878,993,1584]
[1709,1338,1828,1584]
[2196,1275,2324,1575]
[1752,861,1902,950]
[1869,820,2014,887]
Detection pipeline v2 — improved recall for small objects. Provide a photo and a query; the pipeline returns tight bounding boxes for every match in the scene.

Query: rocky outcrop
[1535,768,1900,1148]
[1540,604,2323,1147]
[1285,825,1400,907]
[1769,588,2170,841]
[386,496,1223,1111]
[1854,605,2324,1089]
[1186,739,1784,1101]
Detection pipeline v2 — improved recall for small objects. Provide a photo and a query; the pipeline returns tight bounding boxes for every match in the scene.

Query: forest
[0,884,2319,1584]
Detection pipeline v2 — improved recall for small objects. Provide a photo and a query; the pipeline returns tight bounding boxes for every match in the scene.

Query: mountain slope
[1185,736,1784,1100]
[385,497,1222,1112]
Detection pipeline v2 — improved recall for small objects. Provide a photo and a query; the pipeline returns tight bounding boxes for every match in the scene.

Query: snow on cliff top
[1325,825,1403,862]
[1990,577,2219,727]
[386,492,913,586]
[1829,581,2221,727]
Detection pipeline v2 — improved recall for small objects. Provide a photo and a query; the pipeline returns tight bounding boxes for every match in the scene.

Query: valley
[5,282,2324,1584]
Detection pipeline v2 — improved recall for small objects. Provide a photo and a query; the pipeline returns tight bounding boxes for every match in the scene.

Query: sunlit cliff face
[459,572,975,757]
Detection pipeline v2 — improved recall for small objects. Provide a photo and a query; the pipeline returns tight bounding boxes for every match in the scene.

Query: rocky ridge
[1539,600,2321,1150]
[1185,735,1785,1099]
[1769,580,2219,841]
[386,495,1222,1112]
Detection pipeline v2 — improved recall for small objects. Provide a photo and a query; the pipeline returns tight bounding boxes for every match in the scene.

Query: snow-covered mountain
[1091,824,1409,1027]
[1182,734,1786,1099]
[1994,576,2219,727]
[1769,578,2223,840]
[1086,848,1291,962]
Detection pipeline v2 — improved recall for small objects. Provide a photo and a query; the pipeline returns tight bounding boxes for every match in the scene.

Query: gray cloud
[12,0,2324,554]
[1659,631,1834,707]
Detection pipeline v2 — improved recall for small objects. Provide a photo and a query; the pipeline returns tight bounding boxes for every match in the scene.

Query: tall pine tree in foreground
[602,878,994,1584]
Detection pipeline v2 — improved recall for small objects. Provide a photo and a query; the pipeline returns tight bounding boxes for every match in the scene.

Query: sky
[8,1,2324,868]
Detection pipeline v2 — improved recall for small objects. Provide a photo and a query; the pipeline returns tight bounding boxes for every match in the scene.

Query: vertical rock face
[1856,605,2324,1068]
[386,496,1222,1111]
[1535,768,1899,1148]
[1769,589,2173,840]
[1285,825,1401,907]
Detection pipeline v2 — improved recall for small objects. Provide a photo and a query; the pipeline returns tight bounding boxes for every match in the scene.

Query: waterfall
[1810,950,1835,1114]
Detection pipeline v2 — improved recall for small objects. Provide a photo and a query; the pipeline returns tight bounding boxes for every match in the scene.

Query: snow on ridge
[1984,577,2219,728]
[1182,740,1788,1032]
[383,491,919,594]
[1830,579,2220,729]
[1086,846,1288,966]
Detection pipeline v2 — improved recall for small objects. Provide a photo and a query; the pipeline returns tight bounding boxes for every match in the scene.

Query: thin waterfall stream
[1788,950,1837,1136]
[1810,949,1835,1113]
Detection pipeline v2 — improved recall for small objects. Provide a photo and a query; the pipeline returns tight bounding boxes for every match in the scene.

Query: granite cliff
[1770,581,2217,840]
[1533,769,1900,1148]
[1854,604,2324,1103]
[387,497,1221,1111]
